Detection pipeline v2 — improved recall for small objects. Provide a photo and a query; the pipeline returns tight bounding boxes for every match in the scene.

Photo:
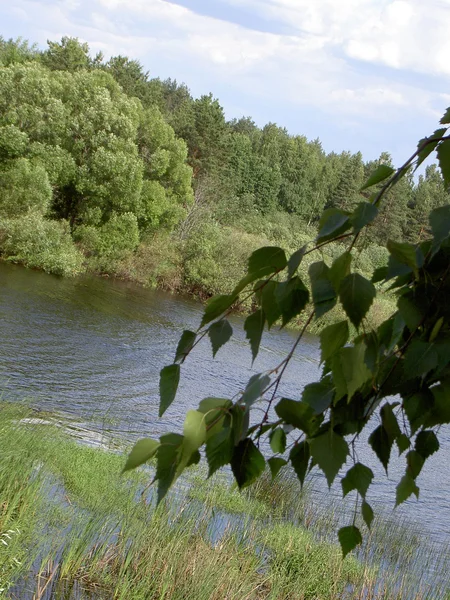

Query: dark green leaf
[341,463,374,498]
[288,246,307,278]
[289,441,310,487]
[248,246,287,277]
[175,330,196,363]
[381,403,401,443]
[404,341,438,379]
[362,501,374,529]
[339,343,372,400]
[269,427,287,454]
[244,309,265,363]
[275,398,318,435]
[317,208,350,242]
[268,457,287,479]
[208,319,233,358]
[156,433,184,503]
[339,274,376,328]
[416,128,447,168]
[301,378,334,415]
[338,526,362,558]
[440,110,450,124]
[397,295,423,331]
[329,252,352,292]
[396,474,419,506]
[372,266,388,283]
[361,165,395,190]
[159,364,180,417]
[351,202,379,233]
[241,373,271,407]
[430,205,450,247]
[387,240,422,274]
[427,381,450,426]
[309,261,337,318]
[201,294,236,327]
[406,450,424,479]
[396,433,410,455]
[231,438,265,489]
[123,438,159,472]
[437,139,450,187]
[275,276,309,326]
[404,391,433,434]
[369,425,391,473]
[230,404,247,445]
[320,321,349,363]
[206,426,234,476]
[415,430,439,459]
[309,430,349,487]
[260,281,282,328]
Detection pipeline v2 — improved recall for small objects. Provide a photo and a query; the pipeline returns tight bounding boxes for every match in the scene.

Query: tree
[125,109,450,558]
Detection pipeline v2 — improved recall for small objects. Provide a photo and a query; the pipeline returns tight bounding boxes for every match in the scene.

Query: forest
[0,34,448,311]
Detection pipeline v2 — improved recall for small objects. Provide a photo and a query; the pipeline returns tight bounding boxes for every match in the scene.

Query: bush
[0,212,84,276]
[0,158,52,217]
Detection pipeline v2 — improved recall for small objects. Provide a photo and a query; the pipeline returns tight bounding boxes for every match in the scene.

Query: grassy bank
[1,403,446,599]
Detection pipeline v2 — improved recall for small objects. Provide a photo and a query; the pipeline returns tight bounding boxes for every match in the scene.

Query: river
[0,261,449,550]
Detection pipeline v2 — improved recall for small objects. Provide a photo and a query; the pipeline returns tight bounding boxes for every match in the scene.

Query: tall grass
[0,403,448,599]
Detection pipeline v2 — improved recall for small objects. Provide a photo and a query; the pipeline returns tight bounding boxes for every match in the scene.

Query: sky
[2,0,450,164]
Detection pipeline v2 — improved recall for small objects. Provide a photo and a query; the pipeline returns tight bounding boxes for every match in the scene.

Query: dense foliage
[0,36,448,289]
[127,117,450,557]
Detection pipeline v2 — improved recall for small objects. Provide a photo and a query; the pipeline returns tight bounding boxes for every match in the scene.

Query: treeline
[0,36,448,300]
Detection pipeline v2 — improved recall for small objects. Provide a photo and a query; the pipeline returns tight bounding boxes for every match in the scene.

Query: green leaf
[248,246,287,277]
[404,391,433,434]
[309,430,349,487]
[361,164,395,190]
[275,399,318,435]
[309,261,337,318]
[269,427,287,454]
[268,457,287,479]
[260,281,282,328]
[397,434,410,455]
[369,425,391,473]
[320,321,349,363]
[429,317,444,343]
[230,404,247,445]
[387,240,422,275]
[290,441,310,487]
[339,343,372,400]
[275,276,309,326]
[397,295,423,331]
[208,319,233,358]
[416,128,447,169]
[288,246,307,278]
[339,273,376,328]
[350,202,379,233]
[244,309,265,364]
[183,410,206,454]
[341,463,374,498]
[415,430,439,459]
[404,341,438,379]
[175,330,196,363]
[201,294,236,327]
[427,381,450,426]
[381,403,401,443]
[338,526,362,558]
[206,426,234,477]
[362,501,374,529]
[241,373,271,407]
[231,438,265,489]
[406,450,424,479]
[329,252,352,292]
[301,379,334,415]
[430,205,450,247]
[198,397,232,438]
[440,109,450,124]
[372,266,388,283]
[123,438,159,472]
[156,433,184,503]
[159,364,180,417]
[317,208,351,242]
[396,474,419,506]
[437,139,450,187]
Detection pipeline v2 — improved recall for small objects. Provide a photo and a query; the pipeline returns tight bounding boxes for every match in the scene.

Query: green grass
[0,403,449,599]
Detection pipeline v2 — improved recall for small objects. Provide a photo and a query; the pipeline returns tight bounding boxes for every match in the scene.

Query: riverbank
[1,402,448,599]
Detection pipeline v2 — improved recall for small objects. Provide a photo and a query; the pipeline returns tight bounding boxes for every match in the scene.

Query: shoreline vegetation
[1,36,449,332]
[1,402,449,599]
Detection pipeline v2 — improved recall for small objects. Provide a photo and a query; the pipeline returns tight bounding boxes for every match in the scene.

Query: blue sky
[2,0,450,164]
